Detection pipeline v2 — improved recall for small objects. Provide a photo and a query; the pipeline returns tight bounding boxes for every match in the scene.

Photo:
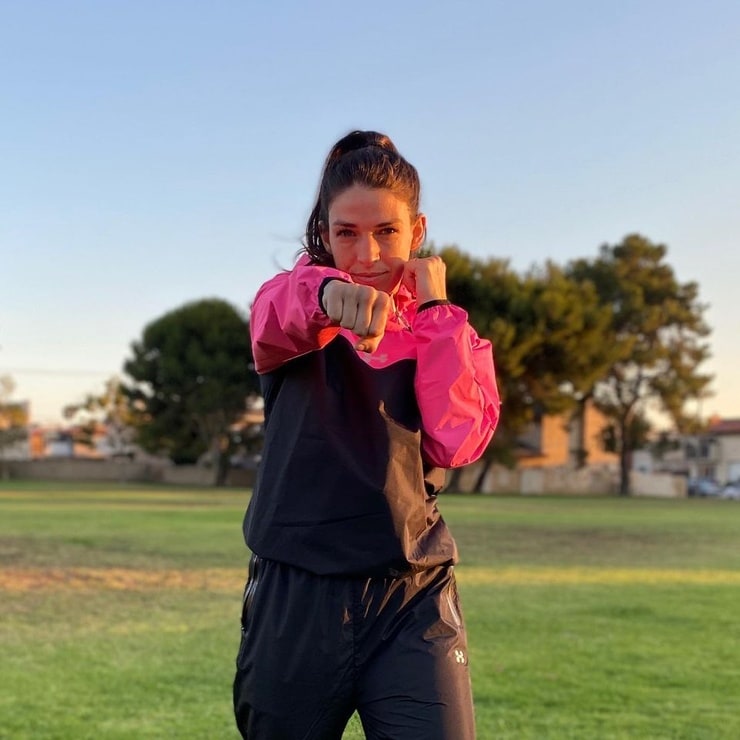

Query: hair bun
[327,130,398,163]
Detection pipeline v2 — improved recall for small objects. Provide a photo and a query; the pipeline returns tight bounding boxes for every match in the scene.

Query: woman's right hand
[321,280,391,353]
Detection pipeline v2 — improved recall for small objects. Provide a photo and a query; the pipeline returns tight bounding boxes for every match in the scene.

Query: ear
[410,213,427,253]
[319,221,332,254]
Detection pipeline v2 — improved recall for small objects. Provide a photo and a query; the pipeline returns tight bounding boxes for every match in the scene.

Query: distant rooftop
[707,418,740,435]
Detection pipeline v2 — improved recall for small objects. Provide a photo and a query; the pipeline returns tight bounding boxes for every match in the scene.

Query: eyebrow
[331,219,403,228]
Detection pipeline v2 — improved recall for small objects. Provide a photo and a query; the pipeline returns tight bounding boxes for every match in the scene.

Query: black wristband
[417,299,452,312]
[318,277,348,314]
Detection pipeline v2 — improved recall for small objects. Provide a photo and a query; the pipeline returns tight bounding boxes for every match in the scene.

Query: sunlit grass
[1,483,739,738]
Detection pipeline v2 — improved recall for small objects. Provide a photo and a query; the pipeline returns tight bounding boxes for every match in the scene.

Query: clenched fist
[402,256,448,304]
[321,280,391,353]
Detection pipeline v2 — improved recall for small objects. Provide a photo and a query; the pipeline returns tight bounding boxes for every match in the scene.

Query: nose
[356,233,379,264]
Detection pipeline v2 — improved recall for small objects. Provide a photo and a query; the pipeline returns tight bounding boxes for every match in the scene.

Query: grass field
[1,482,739,739]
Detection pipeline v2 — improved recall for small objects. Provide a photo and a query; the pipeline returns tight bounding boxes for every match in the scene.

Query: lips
[352,272,388,284]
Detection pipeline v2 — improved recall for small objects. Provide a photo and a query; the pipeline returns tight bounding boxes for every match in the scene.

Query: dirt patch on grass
[2,565,739,592]
[0,567,244,592]
[460,566,740,586]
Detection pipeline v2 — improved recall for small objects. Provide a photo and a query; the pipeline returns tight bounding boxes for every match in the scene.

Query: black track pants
[233,556,475,740]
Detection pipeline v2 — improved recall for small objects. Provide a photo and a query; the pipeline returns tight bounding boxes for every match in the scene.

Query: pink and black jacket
[242,258,501,576]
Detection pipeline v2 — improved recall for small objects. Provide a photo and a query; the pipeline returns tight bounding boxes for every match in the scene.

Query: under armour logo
[454,649,466,664]
[363,352,389,365]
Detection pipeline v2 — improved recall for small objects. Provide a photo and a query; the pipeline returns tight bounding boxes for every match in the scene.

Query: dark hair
[304,130,422,265]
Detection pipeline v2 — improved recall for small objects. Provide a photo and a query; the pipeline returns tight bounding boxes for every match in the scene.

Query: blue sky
[2,0,739,424]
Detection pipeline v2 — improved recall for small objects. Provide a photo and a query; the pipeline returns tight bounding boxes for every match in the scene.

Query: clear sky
[2,0,739,425]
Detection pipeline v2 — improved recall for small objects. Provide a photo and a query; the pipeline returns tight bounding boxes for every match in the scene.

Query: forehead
[328,185,411,223]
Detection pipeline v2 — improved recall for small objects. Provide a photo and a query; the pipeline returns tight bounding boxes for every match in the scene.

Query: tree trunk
[214,451,230,487]
[575,398,588,469]
[473,458,493,493]
[446,466,464,493]
[618,418,630,496]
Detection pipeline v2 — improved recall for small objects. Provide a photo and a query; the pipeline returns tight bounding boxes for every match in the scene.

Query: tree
[122,299,259,485]
[517,260,618,471]
[63,376,137,457]
[438,245,531,473]
[439,246,613,488]
[567,234,712,494]
[0,375,28,479]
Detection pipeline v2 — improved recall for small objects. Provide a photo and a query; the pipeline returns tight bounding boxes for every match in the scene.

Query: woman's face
[321,185,426,295]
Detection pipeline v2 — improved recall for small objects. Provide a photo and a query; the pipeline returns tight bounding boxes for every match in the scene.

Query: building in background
[517,401,617,470]
[632,416,740,490]
[686,417,740,484]
[0,400,31,462]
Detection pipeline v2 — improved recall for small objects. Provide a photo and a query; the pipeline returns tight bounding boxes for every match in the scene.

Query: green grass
[1,483,739,738]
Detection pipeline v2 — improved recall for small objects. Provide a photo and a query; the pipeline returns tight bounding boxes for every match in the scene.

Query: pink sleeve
[412,303,501,468]
[250,261,348,374]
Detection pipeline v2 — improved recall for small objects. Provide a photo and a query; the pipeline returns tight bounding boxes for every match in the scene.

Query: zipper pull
[391,295,413,331]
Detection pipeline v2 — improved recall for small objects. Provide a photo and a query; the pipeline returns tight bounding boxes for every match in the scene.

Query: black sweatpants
[233,556,475,740]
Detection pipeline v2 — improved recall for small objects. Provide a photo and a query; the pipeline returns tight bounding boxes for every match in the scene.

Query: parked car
[720,482,740,500]
[688,478,721,497]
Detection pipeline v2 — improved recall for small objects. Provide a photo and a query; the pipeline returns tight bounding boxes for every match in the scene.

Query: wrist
[418,298,452,312]
[318,277,347,314]
[415,290,447,304]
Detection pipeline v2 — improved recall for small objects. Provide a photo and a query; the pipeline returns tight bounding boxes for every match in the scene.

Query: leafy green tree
[438,246,530,473]
[521,260,618,470]
[567,234,712,494]
[439,246,612,488]
[122,299,259,485]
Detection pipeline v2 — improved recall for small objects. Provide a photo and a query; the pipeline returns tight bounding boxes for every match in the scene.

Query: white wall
[631,471,687,498]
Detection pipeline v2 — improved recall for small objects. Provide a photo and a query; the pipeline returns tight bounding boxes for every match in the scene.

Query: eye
[335,228,355,238]
[377,227,398,235]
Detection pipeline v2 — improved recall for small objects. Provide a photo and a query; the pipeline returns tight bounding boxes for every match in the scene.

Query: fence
[5,458,257,488]
[450,463,686,497]
[6,458,685,497]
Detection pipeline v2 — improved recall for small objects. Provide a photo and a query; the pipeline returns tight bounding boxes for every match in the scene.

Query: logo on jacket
[361,352,389,366]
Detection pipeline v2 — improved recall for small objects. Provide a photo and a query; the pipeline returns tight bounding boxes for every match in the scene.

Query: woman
[234,130,500,739]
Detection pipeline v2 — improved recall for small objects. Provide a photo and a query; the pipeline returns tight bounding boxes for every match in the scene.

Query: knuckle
[359,285,376,302]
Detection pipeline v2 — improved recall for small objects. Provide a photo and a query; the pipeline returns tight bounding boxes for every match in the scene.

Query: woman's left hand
[402,256,448,304]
